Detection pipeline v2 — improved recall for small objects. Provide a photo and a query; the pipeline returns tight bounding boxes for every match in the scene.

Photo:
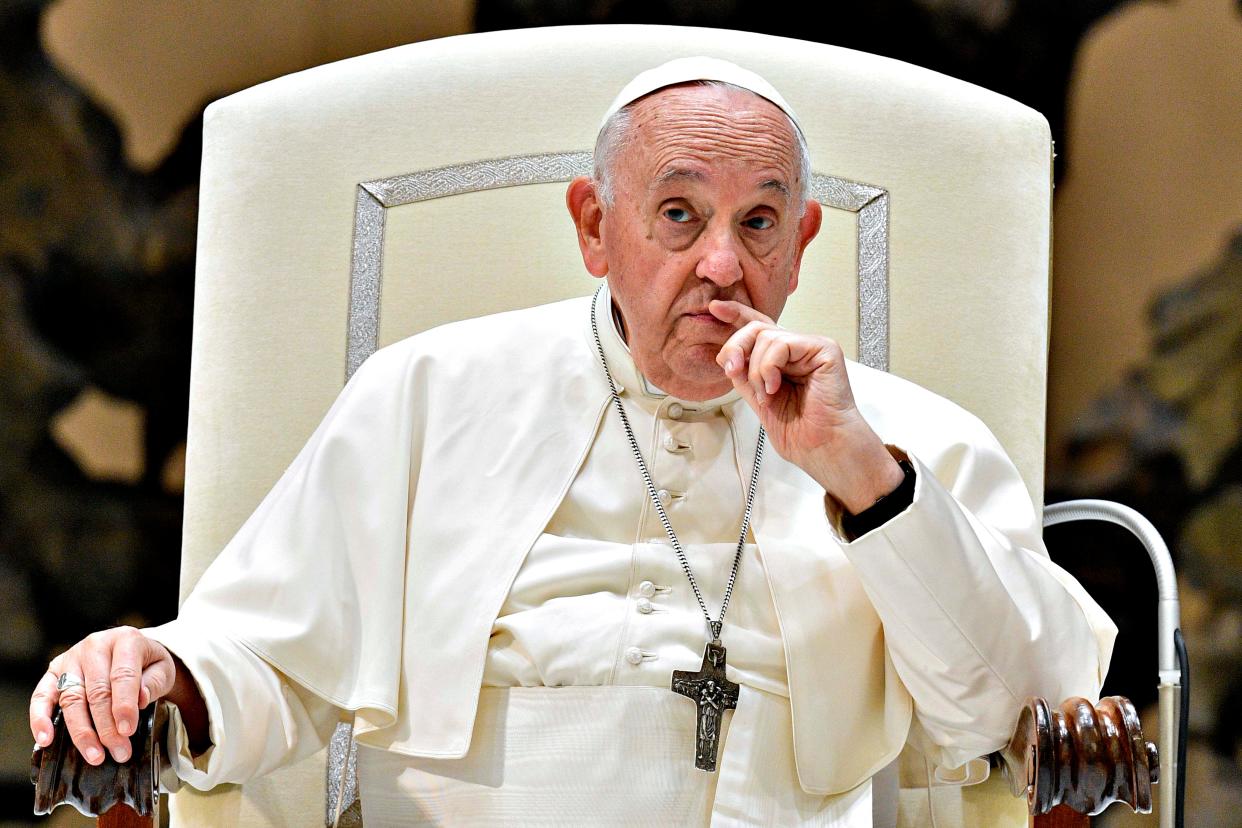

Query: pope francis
[30,58,1116,826]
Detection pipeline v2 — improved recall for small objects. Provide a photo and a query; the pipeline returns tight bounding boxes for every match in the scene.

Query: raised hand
[711,299,904,514]
[30,627,179,765]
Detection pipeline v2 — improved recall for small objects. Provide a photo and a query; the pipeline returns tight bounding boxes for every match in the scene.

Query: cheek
[745,229,795,262]
[762,232,805,271]
[744,244,799,302]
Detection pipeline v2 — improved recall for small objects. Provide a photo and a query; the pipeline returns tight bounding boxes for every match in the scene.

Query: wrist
[805,429,906,514]
[838,458,916,540]
[165,653,211,755]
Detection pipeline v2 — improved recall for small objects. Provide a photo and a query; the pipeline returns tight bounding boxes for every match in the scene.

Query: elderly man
[31,58,1114,826]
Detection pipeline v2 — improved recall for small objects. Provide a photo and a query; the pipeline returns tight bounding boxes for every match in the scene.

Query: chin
[663,353,730,397]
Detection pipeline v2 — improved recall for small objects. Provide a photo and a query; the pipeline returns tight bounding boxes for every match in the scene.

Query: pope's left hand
[711,300,904,514]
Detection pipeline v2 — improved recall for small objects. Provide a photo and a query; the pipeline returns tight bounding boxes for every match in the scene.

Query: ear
[786,199,823,294]
[565,176,609,277]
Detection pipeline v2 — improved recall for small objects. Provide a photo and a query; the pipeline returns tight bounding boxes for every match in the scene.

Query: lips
[679,296,742,323]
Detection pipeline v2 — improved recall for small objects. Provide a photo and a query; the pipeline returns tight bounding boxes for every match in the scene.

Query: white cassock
[145,283,1117,827]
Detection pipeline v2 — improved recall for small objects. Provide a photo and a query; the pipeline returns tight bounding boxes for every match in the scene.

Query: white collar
[592,280,741,417]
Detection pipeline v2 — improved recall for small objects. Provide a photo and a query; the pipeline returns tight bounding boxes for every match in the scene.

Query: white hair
[592,80,812,214]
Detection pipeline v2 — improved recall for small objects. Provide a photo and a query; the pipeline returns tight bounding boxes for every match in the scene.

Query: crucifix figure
[672,641,740,772]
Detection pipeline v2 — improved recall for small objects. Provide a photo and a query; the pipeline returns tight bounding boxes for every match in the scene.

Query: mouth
[681,312,728,330]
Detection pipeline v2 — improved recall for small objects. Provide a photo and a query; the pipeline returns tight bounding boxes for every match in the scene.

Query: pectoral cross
[671,641,739,772]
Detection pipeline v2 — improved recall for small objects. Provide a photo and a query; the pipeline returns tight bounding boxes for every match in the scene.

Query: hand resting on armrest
[29,626,210,764]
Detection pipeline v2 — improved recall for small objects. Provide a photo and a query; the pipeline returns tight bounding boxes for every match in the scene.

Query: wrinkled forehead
[626,85,802,187]
[628,82,795,137]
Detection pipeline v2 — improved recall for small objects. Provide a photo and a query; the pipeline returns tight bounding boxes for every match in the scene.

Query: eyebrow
[759,179,792,199]
[650,168,792,201]
[652,167,704,189]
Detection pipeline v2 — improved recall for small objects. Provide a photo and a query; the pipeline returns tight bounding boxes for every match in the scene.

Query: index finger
[707,299,775,328]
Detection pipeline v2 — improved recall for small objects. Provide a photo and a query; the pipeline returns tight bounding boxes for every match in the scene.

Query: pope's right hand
[29,626,177,765]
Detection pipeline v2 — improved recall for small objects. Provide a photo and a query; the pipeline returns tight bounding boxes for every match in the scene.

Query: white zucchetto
[599,56,804,135]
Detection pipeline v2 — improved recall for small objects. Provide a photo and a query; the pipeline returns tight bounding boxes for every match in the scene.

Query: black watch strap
[839,458,916,540]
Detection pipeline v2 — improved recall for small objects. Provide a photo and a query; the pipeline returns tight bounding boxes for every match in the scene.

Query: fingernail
[86,747,103,763]
[36,731,49,746]
[114,745,131,762]
[119,719,134,736]
[724,359,734,374]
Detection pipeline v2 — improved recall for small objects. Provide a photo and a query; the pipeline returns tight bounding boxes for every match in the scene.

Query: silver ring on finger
[56,673,85,691]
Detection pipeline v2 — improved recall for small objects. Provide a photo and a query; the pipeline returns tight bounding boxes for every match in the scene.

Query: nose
[695,226,743,287]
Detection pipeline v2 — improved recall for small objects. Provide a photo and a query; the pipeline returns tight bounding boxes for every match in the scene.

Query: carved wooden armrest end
[31,703,161,822]
[1000,695,1158,817]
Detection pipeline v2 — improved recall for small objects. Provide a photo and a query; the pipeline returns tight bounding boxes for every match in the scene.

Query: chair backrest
[175,24,1051,826]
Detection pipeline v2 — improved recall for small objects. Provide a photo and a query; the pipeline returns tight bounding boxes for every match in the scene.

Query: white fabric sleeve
[144,618,343,790]
[838,430,1117,771]
[133,343,423,787]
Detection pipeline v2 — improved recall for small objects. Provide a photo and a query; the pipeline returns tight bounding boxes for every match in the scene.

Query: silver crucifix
[671,641,739,772]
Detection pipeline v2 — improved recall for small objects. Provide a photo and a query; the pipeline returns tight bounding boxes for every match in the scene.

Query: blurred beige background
[1049,0,1242,459]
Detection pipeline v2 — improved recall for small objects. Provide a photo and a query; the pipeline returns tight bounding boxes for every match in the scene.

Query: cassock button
[624,647,643,665]
[663,434,680,451]
[638,580,656,597]
[667,402,684,419]
[636,598,654,614]
[656,488,671,504]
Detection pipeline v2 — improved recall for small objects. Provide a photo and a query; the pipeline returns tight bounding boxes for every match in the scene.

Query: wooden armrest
[31,703,161,827]
[1000,695,1158,826]
[30,693,1155,826]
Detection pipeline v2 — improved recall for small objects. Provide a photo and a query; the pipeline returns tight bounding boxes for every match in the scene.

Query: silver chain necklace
[590,286,765,772]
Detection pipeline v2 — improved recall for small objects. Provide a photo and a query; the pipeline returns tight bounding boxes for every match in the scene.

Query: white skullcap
[599,56,803,135]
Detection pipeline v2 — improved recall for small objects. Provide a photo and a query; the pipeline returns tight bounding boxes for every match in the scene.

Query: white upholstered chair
[174,23,1057,827]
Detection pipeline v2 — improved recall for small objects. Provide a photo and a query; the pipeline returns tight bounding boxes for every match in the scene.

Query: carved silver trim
[325,721,360,827]
[347,188,386,378]
[345,153,889,378]
[360,151,593,207]
[346,152,591,378]
[807,174,889,371]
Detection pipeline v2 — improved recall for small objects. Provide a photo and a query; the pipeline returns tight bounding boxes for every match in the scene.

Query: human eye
[664,206,693,223]
[743,215,775,230]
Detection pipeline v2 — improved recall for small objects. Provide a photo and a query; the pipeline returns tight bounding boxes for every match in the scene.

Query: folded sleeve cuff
[143,617,342,790]
[143,619,233,790]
